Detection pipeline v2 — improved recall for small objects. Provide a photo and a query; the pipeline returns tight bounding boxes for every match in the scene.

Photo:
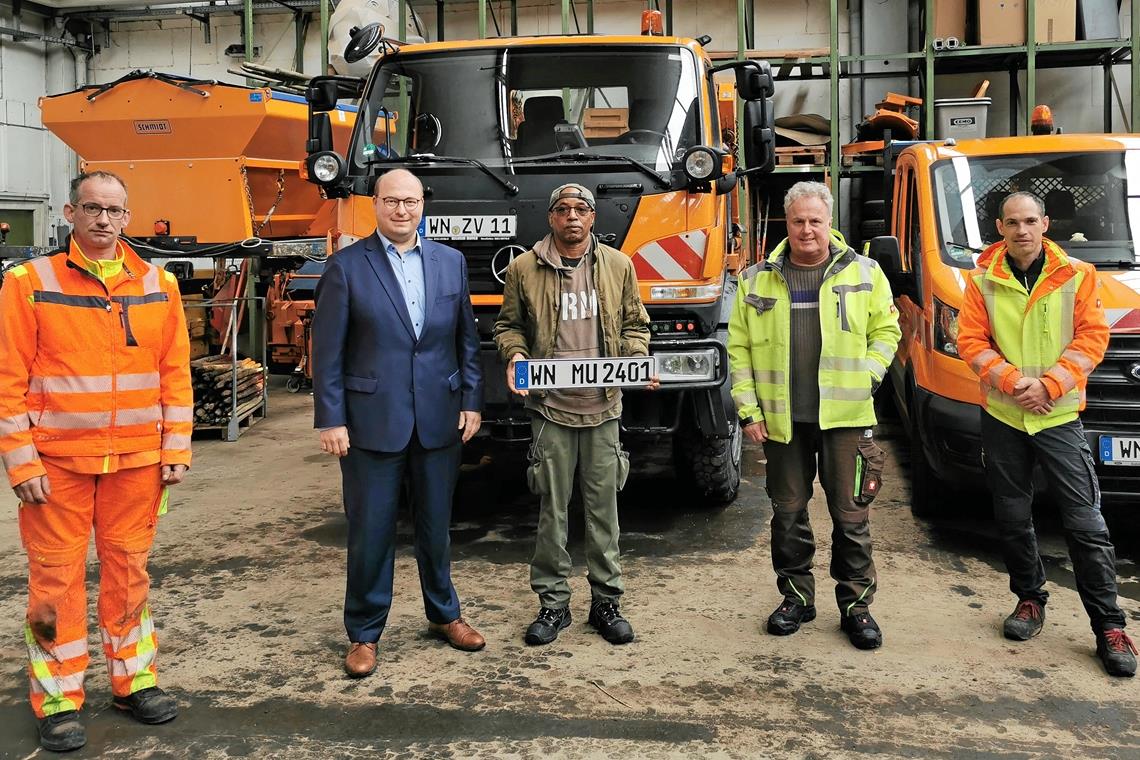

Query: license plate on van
[515,357,657,390]
[1099,436,1140,466]
[422,215,516,240]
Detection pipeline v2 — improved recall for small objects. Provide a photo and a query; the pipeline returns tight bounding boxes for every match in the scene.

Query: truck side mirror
[868,236,902,275]
[743,98,775,173]
[867,235,917,300]
[307,112,333,154]
[736,61,774,100]
[307,80,340,113]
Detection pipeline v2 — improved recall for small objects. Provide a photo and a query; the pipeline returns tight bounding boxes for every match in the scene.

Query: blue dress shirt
[378,232,426,339]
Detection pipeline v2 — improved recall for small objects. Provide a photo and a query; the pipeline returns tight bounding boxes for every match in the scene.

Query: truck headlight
[683,146,720,181]
[654,348,718,382]
[933,295,960,357]
[308,151,345,184]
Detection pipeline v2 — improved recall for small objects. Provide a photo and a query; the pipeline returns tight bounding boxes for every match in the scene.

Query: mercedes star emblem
[1128,362,1140,383]
[491,244,526,284]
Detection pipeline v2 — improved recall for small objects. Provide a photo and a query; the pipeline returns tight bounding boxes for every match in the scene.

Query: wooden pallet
[775,146,827,166]
[193,396,266,442]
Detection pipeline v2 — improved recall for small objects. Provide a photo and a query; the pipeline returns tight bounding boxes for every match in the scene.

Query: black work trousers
[763,423,880,615]
[980,412,1125,631]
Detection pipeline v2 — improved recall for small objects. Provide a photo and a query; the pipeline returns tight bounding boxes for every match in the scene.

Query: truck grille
[463,246,503,295]
[1084,333,1140,497]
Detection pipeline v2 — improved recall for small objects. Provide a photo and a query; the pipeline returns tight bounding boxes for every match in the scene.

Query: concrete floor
[1,380,1138,759]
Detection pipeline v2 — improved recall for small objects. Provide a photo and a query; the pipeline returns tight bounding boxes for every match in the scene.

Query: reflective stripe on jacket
[0,240,193,486]
[957,238,1108,435]
[726,231,901,443]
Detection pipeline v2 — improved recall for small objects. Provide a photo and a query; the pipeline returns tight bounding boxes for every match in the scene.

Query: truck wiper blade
[944,240,985,253]
[369,153,519,196]
[512,151,670,189]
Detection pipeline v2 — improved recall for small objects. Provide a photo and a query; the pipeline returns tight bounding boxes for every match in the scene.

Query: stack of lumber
[191,355,265,426]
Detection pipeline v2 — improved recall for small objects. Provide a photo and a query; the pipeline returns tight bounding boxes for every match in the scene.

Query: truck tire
[859,218,888,241]
[674,418,742,505]
[907,417,946,517]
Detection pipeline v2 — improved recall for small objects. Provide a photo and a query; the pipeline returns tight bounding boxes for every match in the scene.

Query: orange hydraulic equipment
[38,70,356,382]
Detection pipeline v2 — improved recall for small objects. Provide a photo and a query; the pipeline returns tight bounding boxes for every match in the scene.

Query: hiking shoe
[588,600,635,645]
[37,710,85,752]
[1096,627,1138,677]
[766,599,817,636]
[525,607,571,645]
[1003,599,1045,641]
[841,610,883,650]
[112,686,178,724]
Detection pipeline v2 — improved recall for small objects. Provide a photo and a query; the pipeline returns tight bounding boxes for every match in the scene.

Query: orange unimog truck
[303,32,777,504]
[868,135,1140,513]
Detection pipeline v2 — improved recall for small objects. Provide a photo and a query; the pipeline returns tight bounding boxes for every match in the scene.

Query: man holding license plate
[957,191,1136,677]
[494,183,654,647]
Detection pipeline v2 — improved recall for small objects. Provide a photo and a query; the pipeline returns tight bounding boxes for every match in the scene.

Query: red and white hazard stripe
[1105,308,1140,333]
[631,230,708,280]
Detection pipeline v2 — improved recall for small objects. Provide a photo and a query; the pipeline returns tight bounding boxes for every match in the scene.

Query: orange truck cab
[303,34,776,504]
[868,135,1140,512]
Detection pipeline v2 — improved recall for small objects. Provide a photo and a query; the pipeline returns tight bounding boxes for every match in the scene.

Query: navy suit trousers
[340,432,462,643]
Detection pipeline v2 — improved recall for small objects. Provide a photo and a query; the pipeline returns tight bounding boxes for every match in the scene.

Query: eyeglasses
[379,197,423,210]
[551,205,593,217]
[78,203,128,220]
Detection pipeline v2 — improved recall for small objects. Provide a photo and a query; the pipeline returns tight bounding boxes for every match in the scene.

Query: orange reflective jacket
[958,238,1108,434]
[0,240,193,487]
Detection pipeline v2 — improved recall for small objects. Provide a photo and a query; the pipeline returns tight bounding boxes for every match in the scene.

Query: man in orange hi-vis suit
[0,171,193,752]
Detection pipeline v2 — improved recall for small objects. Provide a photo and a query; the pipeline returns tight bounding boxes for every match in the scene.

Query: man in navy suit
[312,169,485,678]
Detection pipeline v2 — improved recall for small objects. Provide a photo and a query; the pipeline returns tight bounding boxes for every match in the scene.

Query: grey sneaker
[1003,599,1045,641]
[1096,627,1138,677]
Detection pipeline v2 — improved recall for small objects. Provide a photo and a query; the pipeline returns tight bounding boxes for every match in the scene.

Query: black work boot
[112,686,178,724]
[37,710,86,752]
[841,610,883,650]
[588,599,635,644]
[525,607,571,645]
[1003,599,1045,641]
[1096,626,1138,677]
[766,599,817,636]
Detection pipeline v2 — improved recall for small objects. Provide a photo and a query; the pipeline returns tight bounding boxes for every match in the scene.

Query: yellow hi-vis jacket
[727,232,901,443]
[957,238,1108,435]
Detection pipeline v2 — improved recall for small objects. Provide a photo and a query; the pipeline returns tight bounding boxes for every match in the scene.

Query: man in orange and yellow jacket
[0,171,193,751]
[958,191,1135,678]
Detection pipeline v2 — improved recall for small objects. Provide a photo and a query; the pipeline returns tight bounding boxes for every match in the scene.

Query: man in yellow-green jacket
[728,181,900,650]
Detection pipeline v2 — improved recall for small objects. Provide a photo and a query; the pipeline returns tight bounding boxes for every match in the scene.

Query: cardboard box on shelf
[188,338,210,360]
[933,0,968,43]
[979,0,1026,46]
[183,293,207,339]
[1036,0,1076,43]
[583,108,628,138]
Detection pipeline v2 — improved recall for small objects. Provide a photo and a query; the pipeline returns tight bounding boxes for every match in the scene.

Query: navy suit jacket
[312,233,483,452]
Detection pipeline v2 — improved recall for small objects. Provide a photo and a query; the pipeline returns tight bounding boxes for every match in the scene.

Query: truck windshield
[351,43,702,173]
[931,151,1140,269]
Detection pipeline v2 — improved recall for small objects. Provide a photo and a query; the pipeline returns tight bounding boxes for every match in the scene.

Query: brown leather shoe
[428,618,486,651]
[344,642,377,677]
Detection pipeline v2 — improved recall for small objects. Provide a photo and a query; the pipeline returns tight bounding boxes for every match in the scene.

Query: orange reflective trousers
[19,457,166,718]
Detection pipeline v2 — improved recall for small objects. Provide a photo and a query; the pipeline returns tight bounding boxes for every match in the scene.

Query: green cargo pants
[528,415,629,609]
